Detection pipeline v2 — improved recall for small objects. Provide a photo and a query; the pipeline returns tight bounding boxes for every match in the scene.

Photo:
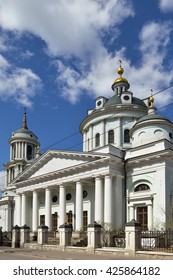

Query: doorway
[137,206,148,231]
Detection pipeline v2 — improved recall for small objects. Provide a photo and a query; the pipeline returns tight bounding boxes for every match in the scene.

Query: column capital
[104,174,113,179]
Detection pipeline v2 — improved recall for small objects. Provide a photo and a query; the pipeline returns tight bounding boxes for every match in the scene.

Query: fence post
[20,225,30,248]
[0,227,2,246]
[59,224,72,247]
[125,219,142,255]
[12,225,20,248]
[87,222,102,251]
[37,225,48,245]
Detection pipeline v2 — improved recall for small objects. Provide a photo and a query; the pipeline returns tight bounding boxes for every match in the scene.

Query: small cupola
[130,94,173,147]
[111,61,130,95]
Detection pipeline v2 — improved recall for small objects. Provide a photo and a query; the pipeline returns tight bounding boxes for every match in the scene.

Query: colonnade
[14,175,123,232]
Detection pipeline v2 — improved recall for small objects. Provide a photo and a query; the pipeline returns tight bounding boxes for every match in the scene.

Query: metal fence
[101,230,125,248]
[141,230,173,253]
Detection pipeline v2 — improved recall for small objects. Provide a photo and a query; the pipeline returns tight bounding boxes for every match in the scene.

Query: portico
[13,152,123,233]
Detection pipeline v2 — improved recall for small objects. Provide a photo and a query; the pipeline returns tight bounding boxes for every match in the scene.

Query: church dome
[104,95,147,108]
[9,112,39,143]
[130,97,173,147]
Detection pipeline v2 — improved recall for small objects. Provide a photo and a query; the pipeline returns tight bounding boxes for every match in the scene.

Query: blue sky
[0,0,173,191]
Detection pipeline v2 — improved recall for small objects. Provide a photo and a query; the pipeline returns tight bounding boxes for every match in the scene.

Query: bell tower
[4,111,40,187]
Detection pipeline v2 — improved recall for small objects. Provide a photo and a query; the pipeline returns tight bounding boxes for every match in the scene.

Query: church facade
[1,65,173,233]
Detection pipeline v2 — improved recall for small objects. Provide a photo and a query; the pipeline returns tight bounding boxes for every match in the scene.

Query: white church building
[0,65,173,233]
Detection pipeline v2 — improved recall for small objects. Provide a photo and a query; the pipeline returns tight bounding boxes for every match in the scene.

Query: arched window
[134,184,150,192]
[27,145,33,160]
[108,130,114,144]
[124,129,130,143]
[95,133,100,147]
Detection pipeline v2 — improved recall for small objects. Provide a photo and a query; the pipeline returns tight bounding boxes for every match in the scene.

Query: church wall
[131,124,173,147]
[126,160,167,229]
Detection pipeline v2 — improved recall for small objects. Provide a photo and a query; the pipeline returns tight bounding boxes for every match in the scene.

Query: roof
[10,127,39,142]
[104,95,147,108]
[135,113,172,125]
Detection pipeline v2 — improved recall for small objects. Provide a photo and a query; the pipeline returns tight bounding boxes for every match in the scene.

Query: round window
[52,196,58,203]
[97,101,102,106]
[83,191,88,198]
[123,95,130,101]
[66,193,72,200]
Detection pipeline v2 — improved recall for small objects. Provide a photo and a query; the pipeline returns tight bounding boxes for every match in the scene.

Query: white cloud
[0,0,134,59]
[159,0,173,12]
[0,54,42,107]
[56,20,173,107]
[0,1,172,109]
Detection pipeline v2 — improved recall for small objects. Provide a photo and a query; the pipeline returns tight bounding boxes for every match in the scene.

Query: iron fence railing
[141,230,173,253]
[101,230,125,248]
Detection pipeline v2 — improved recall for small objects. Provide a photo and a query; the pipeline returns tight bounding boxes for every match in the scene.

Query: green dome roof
[136,113,172,125]
[104,95,147,108]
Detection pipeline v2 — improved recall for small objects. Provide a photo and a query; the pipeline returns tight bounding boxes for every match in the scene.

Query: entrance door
[83,211,88,231]
[52,213,58,232]
[137,206,148,231]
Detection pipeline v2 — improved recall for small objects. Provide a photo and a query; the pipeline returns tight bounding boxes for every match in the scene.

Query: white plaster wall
[131,124,173,147]
[127,162,167,229]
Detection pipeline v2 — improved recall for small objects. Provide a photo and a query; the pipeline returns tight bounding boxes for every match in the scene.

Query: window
[52,196,58,203]
[95,133,100,147]
[124,129,130,143]
[134,184,150,192]
[27,145,33,160]
[108,130,114,144]
[66,193,72,200]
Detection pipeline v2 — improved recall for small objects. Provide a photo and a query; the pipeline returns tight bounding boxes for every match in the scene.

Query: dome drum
[130,120,173,147]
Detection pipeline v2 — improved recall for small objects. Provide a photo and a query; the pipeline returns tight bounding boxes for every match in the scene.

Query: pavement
[1,246,173,260]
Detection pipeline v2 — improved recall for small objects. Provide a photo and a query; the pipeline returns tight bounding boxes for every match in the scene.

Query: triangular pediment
[13,150,107,182]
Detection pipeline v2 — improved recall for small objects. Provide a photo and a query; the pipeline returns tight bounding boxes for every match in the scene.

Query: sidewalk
[1,246,173,260]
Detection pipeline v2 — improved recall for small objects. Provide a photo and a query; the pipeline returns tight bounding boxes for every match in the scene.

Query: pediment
[14,150,106,182]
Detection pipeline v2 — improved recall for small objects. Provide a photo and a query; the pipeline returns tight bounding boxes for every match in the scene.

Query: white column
[45,188,52,231]
[148,204,153,230]
[10,145,12,160]
[104,175,113,228]
[15,194,21,226]
[95,177,104,224]
[21,193,26,226]
[83,130,87,152]
[22,142,24,158]
[89,125,93,151]
[100,120,105,147]
[76,181,83,231]
[115,176,123,228]
[129,206,134,221]
[116,117,121,147]
[32,190,38,231]
[59,185,66,226]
